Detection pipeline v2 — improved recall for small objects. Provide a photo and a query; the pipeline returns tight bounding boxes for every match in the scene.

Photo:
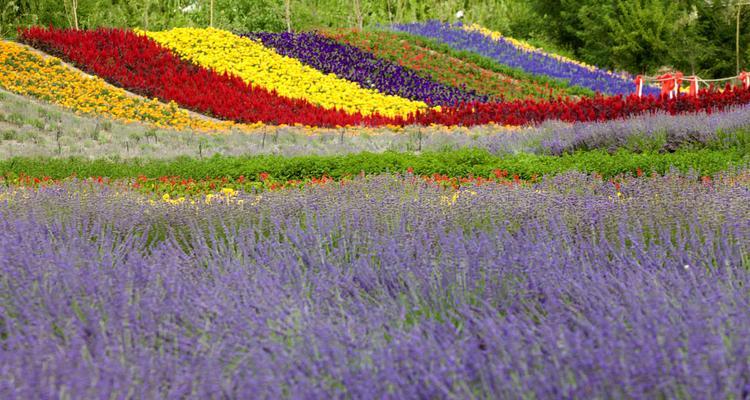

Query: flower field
[243,31,484,106]
[0,41,253,132]
[323,29,592,101]
[390,21,659,96]
[12,24,750,128]
[3,17,750,400]
[2,170,750,398]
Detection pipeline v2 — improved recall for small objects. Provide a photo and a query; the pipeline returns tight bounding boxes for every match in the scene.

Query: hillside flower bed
[143,27,429,118]
[245,31,485,106]
[20,27,406,127]
[0,41,248,133]
[19,27,750,128]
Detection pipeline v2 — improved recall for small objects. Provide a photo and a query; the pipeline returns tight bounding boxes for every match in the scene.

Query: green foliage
[529,0,750,77]
[2,0,749,79]
[2,147,746,181]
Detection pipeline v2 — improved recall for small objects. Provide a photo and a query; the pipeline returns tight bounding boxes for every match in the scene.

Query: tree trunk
[143,0,149,29]
[353,0,363,29]
[71,0,79,29]
[385,0,393,24]
[738,3,742,76]
[285,0,292,32]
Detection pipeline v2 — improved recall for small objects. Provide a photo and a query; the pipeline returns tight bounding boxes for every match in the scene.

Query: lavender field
[2,171,750,398]
[5,5,750,399]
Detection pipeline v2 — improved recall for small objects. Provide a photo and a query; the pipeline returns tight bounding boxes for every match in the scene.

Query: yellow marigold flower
[220,187,237,197]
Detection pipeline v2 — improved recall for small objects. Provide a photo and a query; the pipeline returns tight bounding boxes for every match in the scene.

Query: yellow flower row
[141,28,430,118]
[461,23,621,77]
[0,41,266,133]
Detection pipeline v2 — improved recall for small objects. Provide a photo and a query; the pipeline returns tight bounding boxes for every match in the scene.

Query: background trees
[1,0,749,79]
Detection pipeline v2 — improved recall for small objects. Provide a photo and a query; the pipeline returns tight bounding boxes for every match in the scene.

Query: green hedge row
[1,148,747,181]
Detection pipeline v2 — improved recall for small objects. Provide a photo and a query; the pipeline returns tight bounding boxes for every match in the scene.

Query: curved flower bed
[143,27,429,118]
[244,31,485,106]
[0,41,247,132]
[389,21,660,96]
[18,26,750,129]
[20,27,406,127]
[323,29,577,101]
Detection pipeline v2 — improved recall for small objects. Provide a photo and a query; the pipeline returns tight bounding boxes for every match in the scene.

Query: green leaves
[2,147,747,181]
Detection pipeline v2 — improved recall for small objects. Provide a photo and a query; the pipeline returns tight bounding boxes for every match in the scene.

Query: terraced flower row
[4,144,748,183]
[18,26,750,129]
[390,21,660,96]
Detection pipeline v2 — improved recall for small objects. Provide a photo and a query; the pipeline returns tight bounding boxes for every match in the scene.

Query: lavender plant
[534,104,750,155]
[1,171,750,398]
[243,31,486,106]
[5,88,750,161]
[387,21,661,97]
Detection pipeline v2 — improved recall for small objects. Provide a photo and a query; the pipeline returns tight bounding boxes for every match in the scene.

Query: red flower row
[19,27,750,128]
[420,87,750,126]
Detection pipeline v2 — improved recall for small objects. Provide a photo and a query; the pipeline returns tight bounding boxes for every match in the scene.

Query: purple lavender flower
[243,31,487,106]
[2,172,750,398]
[388,21,661,97]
